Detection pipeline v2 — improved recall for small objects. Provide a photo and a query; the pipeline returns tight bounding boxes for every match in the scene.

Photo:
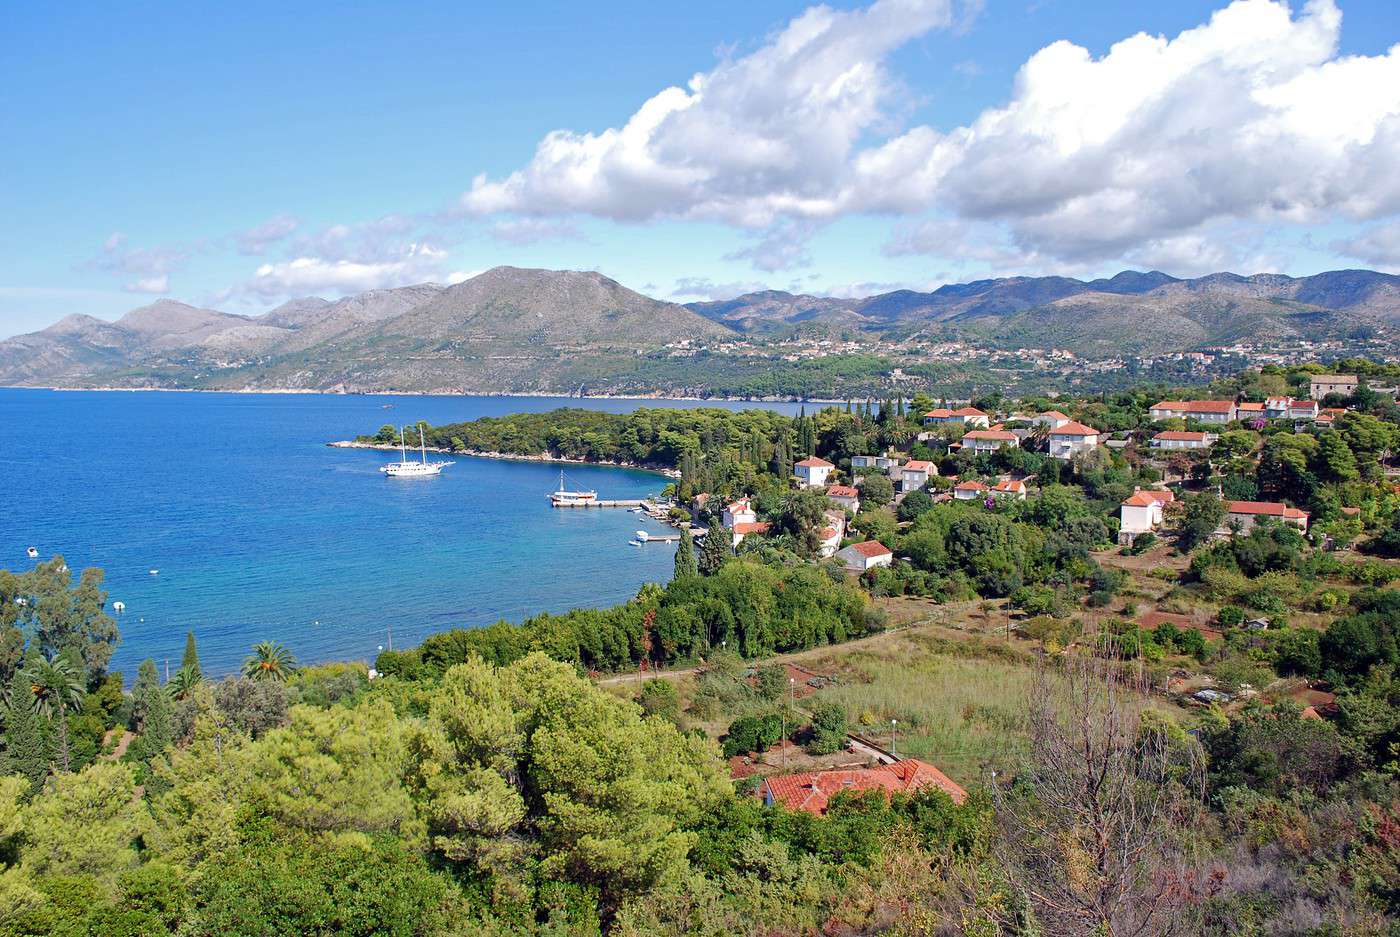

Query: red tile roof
[1040,410,1071,420]
[760,758,967,815]
[826,485,860,498]
[1123,491,1162,507]
[1151,399,1235,413]
[954,479,988,490]
[846,540,892,558]
[1049,420,1099,436]
[1226,500,1309,519]
[953,407,987,417]
[993,479,1025,492]
[924,408,956,418]
[731,522,771,535]
[796,456,834,468]
[1237,402,1265,412]
[963,430,1018,441]
[903,460,934,472]
[1153,430,1212,441]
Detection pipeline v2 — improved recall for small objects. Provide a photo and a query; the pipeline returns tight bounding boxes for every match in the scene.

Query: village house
[834,540,893,573]
[1310,374,1358,399]
[792,456,835,488]
[825,484,860,514]
[898,459,936,492]
[991,479,1027,500]
[953,479,988,500]
[1148,400,1238,424]
[817,510,846,559]
[1237,401,1265,420]
[1288,399,1320,421]
[1224,500,1310,533]
[922,406,990,429]
[961,429,1020,454]
[722,497,757,529]
[1151,430,1218,450]
[758,759,967,816]
[1046,421,1102,459]
[851,453,899,473]
[1118,488,1174,545]
[1314,407,1347,427]
[729,521,771,548]
[1032,409,1073,429]
[1264,396,1294,419]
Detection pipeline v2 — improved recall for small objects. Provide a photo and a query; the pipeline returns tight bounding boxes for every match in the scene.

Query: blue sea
[0,389,802,679]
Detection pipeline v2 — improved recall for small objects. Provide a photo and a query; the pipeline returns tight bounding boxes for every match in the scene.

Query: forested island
[3,360,1400,934]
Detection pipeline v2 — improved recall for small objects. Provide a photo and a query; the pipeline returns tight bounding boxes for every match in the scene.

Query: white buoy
[113,601,125,614]
[27,547,38,558]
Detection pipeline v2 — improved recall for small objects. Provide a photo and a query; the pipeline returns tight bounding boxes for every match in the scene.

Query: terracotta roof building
[759,759,967,815]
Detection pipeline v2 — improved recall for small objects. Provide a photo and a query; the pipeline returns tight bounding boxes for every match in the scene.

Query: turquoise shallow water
[0,389,800,679]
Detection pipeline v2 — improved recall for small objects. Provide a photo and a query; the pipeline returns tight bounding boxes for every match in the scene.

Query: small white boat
[628,539,643,547]
[26,546,38,558]
[635,530,650,542]
[382,425,450,478]
[549,470,598,506]
[149,569,159,576]
[112,601,125,614]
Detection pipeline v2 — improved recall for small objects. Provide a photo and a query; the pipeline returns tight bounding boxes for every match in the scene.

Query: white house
[1224,500,1309,533]
[793,456,835,488]
[991,479,1027,500]
[953,480,988,500]
[1310,375,1358,399]
[851,454,899,472]
[834,540,893,573]
[1148,400,1238,424]
[817,510,846,558]
[1151,430,1217,450]
[1033,410,1072,430]
[1288,399,1320,421]
[961,429,1020,454]
[923,406,990,429]
[1118,489,1174,545]
[730,521,771,548]
[899,460,936,492]
[825,484,861,514]
[1047,421,1102,460]
[722,497,757,528]
[1264,397,1293,419]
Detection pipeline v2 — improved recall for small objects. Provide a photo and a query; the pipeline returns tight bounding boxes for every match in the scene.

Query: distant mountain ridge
[1,266,1397,392]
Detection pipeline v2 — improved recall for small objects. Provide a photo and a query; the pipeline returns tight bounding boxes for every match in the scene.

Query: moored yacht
[381,426,451,478]
[549,470,597,506]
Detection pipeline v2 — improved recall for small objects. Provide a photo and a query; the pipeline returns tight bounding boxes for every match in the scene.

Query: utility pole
[891,719,898,759]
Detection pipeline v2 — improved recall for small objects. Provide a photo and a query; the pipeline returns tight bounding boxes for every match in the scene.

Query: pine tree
[2,669,51,791]
[699,519,734,576]
[129,658,174,762]
[672,528,698,581]
[181,631,201,677]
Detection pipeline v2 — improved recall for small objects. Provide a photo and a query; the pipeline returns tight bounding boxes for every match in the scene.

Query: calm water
[0,389,801,679]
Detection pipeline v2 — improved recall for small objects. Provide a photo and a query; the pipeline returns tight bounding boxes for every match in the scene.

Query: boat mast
[419,425,427,465]
[399,426,407,462]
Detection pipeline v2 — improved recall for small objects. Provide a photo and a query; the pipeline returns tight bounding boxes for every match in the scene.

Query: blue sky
[3,0,1400,337]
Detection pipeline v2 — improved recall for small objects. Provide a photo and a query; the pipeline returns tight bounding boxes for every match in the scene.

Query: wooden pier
[552,499,647,508]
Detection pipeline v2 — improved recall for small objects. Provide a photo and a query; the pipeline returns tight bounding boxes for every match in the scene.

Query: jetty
[552,498,647,508]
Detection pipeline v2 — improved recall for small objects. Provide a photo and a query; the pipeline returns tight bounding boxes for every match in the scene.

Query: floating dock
[552,499,648,508]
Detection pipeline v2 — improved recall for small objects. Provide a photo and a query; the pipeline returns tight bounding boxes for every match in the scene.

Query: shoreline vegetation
[12,383,843,403]
[327,439,682,478]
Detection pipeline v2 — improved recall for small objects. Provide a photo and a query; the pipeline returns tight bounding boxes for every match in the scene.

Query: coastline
[8,384,843,404]
[328,439,683,478]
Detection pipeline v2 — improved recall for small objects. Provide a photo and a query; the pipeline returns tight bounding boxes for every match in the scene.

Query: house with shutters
[1046,421,1102,459]
[1224,500,1310,533]
[793,456,835,488]
[923,406,990,429]
[1032,410,1072,429]
[834,540,893,573]
[1151,430,1218,450]
[961,429,1019,454]
[899,460,936,492]
[1148,400,1238,424]
[953,479,989,500]
[991,479,1027,500]
[722,497,757,529]
[1310,374,1358,399]
[825,485,861,514]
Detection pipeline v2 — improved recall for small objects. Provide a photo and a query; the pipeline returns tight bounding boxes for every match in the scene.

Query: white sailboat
[381,426,451,478]
[548,469,597,506]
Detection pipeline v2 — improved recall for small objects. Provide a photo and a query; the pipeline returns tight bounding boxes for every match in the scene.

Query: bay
[0,389,802,679]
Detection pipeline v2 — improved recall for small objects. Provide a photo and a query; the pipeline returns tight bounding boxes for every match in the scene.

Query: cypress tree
[672,528,698,581]
[699,519,734,576]
[2,669,51,791]
[130,658,173,762]
[181,631,201,677]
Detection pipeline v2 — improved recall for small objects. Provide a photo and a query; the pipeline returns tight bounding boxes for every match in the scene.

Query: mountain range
[2,266,1397,393]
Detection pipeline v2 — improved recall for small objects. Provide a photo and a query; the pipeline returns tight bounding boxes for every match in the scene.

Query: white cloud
[460,0,959,228]
[245,244,449,298]
[1335,221,1400,270]
[723,220,820,272]
[123,275,170,294]
[237,214,300,254]
[90,233,188,277]
[460,0,1400,272]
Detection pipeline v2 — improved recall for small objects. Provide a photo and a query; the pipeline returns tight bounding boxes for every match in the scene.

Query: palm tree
[25,656,85,772]
[166,664,203,701]
[243,641,296,681]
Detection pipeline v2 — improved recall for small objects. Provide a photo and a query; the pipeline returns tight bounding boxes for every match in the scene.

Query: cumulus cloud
[1335,221,1400,270]
[244,244,450,298]
[460,0,1400,271]
[460,0,960,227]
[123,275,170,294]
[236,214,300,254]
[723,220,820,272]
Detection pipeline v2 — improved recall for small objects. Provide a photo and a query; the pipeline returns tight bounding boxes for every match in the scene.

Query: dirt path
[102,728,134,760]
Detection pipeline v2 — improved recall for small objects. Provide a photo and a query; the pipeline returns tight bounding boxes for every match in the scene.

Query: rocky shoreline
[327,440,682,478]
